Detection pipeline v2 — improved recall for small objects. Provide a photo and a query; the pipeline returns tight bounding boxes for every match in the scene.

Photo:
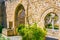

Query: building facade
[0,0,60,40]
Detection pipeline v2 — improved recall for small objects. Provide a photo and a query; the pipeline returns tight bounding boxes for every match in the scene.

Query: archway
[44,12,59,39]
[15,4,25,27]
[14,4,25,35]
[40,8,60,39]
[44,12,59,30]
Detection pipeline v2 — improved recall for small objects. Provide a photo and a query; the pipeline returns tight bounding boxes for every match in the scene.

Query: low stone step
[2,34,22,40]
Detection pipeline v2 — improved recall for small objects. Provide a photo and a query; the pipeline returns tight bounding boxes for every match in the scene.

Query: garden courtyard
[0,0,60,40]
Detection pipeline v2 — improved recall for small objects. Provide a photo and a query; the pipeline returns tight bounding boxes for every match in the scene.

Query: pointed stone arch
[15,3,25,26]
[14,4,25,35]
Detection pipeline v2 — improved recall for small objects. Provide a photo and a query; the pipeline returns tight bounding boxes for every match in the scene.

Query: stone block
[2,34,22,40]
[2,28,14,36]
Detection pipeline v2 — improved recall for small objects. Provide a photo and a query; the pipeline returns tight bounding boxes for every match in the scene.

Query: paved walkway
[1,34,59,40]
[46,37,58,40]
[2,34,22,40]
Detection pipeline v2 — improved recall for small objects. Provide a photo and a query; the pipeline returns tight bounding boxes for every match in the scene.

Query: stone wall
[4,0,60,39]
[20,0,60,39]
[5,0,20,28]
[0,3,2,24]
[20,0,60,28]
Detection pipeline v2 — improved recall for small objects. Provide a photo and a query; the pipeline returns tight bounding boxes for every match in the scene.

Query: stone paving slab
[7,36,22,40]
[2,34,59,40]
[2,34,22,40]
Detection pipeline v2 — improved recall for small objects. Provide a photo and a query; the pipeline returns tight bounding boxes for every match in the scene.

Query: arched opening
[15,4,25,27]
[14,4,25,35]
[40,8,60,40]
[44,12,59,39]
[44,12,59,30]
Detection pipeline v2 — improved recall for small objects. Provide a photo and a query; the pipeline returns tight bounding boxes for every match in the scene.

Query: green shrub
[17,23,46,40]
[0,24,3,33]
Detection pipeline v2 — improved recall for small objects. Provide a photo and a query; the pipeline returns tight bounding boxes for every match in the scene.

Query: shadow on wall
[1,1,7,28]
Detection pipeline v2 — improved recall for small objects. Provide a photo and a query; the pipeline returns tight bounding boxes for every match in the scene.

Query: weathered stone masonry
[1,0,60,40]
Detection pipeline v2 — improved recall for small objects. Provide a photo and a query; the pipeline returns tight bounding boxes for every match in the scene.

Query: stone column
[59,16,60,40]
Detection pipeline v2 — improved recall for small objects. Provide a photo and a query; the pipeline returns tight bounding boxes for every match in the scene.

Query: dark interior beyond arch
[15,4,25,27]
[0,1,7,28]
